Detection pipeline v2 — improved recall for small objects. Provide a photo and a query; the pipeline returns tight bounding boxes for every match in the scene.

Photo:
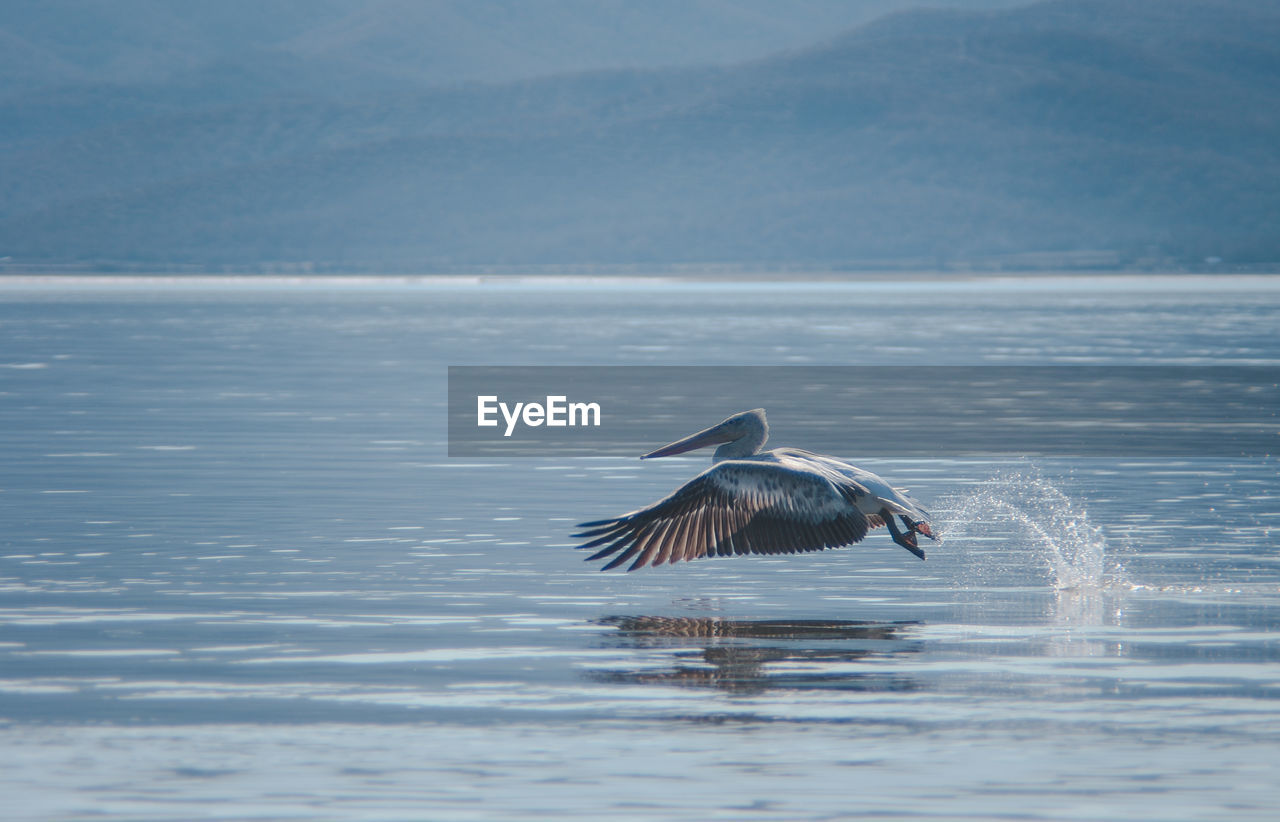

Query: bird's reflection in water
[588,616,922,694]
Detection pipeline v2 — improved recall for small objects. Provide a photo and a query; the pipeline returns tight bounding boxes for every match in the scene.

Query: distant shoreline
[2,258,1278,281]
[4,272,1280,294]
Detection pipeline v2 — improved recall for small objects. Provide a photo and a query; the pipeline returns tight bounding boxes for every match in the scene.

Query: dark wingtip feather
[577,532,625,551]
[573,518,631,540]
[626,549,656,572]
[577,517,622,529]
[601,545,643,571]
[586,538,630,562]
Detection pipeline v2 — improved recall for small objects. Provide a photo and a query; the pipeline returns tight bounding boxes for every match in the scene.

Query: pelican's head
[641,409,768,461]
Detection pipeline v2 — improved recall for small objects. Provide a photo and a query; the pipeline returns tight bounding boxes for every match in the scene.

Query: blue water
[1,274,1278,820]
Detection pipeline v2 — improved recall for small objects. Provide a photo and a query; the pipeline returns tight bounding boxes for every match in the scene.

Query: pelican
[575,409,936,571]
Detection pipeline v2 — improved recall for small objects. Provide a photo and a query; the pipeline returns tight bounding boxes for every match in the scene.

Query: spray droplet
[938,467,1123,591]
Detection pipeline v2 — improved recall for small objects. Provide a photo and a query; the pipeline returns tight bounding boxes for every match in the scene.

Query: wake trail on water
[936,467,1129,592]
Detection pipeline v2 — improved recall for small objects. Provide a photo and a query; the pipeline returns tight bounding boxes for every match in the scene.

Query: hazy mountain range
[1,0,1277,269]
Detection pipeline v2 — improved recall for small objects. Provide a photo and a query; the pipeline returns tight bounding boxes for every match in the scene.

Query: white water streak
[938,468,1123,591]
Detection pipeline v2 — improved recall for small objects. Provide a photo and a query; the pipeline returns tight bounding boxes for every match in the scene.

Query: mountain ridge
[2,0,1277,267]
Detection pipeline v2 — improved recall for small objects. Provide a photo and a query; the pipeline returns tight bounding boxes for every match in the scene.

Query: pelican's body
[575,409,935,571]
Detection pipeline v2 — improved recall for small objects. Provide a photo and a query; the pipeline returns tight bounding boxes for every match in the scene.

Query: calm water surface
[1,274,1278,820]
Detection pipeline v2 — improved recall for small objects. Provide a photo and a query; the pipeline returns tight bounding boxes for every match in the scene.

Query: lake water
[1,274,1278,820]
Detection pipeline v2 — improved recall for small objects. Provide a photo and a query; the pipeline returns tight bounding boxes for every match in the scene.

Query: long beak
[640,422,735,459]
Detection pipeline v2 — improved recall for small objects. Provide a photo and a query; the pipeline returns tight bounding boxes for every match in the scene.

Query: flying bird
[574,409,935,571]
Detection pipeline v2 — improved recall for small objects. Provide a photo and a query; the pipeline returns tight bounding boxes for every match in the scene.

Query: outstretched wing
[574,460,871,572]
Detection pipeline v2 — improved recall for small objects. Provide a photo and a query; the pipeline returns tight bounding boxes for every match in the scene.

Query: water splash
[938,468,1124,591]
